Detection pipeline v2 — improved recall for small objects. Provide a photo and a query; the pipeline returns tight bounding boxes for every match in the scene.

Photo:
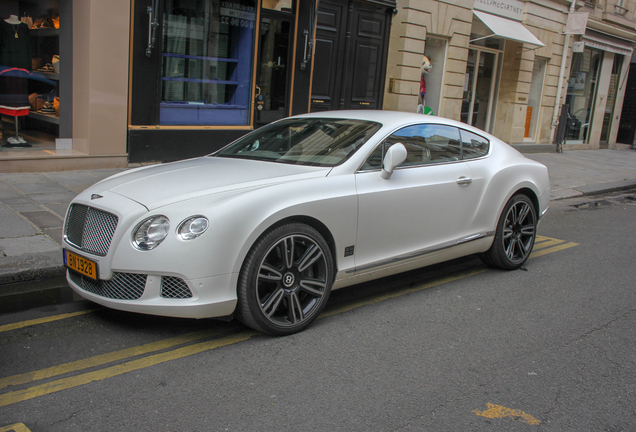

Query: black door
[311,0,391,112]
[617,66,636,145]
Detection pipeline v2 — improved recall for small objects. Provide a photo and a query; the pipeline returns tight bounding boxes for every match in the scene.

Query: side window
[385,124,461,166]
[460,130,489,159]
[360,124,489,170]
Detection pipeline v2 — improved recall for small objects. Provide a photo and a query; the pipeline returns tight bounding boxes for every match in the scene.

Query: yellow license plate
[64,249,98,280]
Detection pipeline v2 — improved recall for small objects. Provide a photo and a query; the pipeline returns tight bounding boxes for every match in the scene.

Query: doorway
[617,63,636,145]
[461,48,500,133]
[311,0,391,112]
[254,11,293,127]
[565,47,603,144]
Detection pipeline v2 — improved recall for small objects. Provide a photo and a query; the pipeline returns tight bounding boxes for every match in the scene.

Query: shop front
[128,0,396,163]
[128,0,311,162]
[565,30,632,149]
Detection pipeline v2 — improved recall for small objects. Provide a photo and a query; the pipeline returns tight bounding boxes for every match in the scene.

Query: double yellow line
[0,236,577,408]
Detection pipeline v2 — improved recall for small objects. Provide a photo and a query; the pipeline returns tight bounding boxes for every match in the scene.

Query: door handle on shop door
[456,176,473,186]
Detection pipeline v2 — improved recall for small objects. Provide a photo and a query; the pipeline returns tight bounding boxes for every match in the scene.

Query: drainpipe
[550,0,578,144]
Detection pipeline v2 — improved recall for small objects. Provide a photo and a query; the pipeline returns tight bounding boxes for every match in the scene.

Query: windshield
[214,118,382,167]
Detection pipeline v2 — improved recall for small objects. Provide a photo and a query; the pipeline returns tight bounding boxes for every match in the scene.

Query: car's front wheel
[481,194,537,270]
[237,223,334,336]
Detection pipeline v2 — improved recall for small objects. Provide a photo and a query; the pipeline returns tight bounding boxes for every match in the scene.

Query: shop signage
[583,36,633,56]
[474,0,524,21]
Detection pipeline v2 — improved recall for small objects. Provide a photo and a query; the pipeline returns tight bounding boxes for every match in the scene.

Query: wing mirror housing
[381,143,407,179]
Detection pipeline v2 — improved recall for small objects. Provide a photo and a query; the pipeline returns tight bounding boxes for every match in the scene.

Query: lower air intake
[161,276,193,299]
[69,271,147,300]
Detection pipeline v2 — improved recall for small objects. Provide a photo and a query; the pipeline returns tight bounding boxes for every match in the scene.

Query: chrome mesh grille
[161,277,193,299]
[65,204,118,256]
[69,271,147,300]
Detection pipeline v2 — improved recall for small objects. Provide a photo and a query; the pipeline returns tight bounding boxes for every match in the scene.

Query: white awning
[472,11,545,49]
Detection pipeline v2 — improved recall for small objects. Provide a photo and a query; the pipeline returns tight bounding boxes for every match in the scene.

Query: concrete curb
[0,250,65,286]
[573,179,636,197]
[551,179,636,200]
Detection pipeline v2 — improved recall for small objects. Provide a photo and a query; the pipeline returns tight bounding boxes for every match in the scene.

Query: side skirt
[332,233,494,291]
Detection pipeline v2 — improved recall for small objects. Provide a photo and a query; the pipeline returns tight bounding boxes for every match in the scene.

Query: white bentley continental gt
[62,111,550,335]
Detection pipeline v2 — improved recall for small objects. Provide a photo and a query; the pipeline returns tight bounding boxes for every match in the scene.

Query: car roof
[292,110,491,137]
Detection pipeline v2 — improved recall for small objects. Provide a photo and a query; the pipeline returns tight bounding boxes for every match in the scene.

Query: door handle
[456,176,473,186]
[145,0,159,57]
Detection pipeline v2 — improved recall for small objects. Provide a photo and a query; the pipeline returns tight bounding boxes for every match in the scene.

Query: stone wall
[383,0,473,118]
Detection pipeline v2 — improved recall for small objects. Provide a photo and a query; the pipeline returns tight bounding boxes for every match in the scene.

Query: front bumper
[66,269,238,319]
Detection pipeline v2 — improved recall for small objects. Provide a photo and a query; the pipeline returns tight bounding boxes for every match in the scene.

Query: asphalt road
[0,192,635,431]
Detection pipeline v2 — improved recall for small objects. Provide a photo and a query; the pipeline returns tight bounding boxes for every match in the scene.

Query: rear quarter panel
[465,142,550,239]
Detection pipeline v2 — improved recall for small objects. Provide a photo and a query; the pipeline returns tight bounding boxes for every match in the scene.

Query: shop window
[421,36,447,116]
[526,57,547,140]
[160,0,256,126]
[1,5,61,150]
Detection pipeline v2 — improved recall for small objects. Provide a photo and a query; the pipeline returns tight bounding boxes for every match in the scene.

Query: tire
[236,223,334,336]
[481,194,537,270]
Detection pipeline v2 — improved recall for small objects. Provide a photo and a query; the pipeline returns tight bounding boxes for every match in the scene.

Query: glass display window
[421,36,447,116]
[160,0,257,126]
[566,47,603,143]
[0,1,62,150]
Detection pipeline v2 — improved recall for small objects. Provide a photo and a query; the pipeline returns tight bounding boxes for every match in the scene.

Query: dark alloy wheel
[237,223,334,336]
[481,194,537,270]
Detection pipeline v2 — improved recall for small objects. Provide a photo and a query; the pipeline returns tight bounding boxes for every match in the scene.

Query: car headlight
[177,216,209,241]
[132,216,170,250]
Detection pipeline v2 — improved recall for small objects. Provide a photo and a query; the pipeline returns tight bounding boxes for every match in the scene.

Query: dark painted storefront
[127,0,395,163]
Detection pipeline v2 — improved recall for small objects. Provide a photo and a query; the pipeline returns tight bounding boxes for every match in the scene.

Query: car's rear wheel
[481,194,537,270]
[236,223,334,336]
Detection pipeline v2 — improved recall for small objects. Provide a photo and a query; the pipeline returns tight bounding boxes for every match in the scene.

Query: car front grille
[161,276,193,299]
[69,271,147,300]
[65,204,118,256]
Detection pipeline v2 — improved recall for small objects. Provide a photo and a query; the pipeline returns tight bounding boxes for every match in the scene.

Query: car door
[354,124,483,272]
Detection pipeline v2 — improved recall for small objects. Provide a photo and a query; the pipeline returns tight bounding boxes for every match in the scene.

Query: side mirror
[381,143,407,179]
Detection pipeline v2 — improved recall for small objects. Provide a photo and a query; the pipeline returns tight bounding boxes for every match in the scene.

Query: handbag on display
[36,96,46,112]
[29,93,40,111]
[52,55,60,73]
[54,97,60,117]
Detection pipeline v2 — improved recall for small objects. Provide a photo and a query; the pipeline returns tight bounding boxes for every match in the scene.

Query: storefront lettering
[474,0,524,21]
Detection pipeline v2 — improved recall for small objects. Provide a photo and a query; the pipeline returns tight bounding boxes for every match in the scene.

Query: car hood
[92,157,331,210]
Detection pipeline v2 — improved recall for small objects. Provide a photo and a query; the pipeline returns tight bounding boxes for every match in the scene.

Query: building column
[72,0,129,160]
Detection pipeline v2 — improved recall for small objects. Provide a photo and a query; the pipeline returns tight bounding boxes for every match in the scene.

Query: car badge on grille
[91,194,103,200]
